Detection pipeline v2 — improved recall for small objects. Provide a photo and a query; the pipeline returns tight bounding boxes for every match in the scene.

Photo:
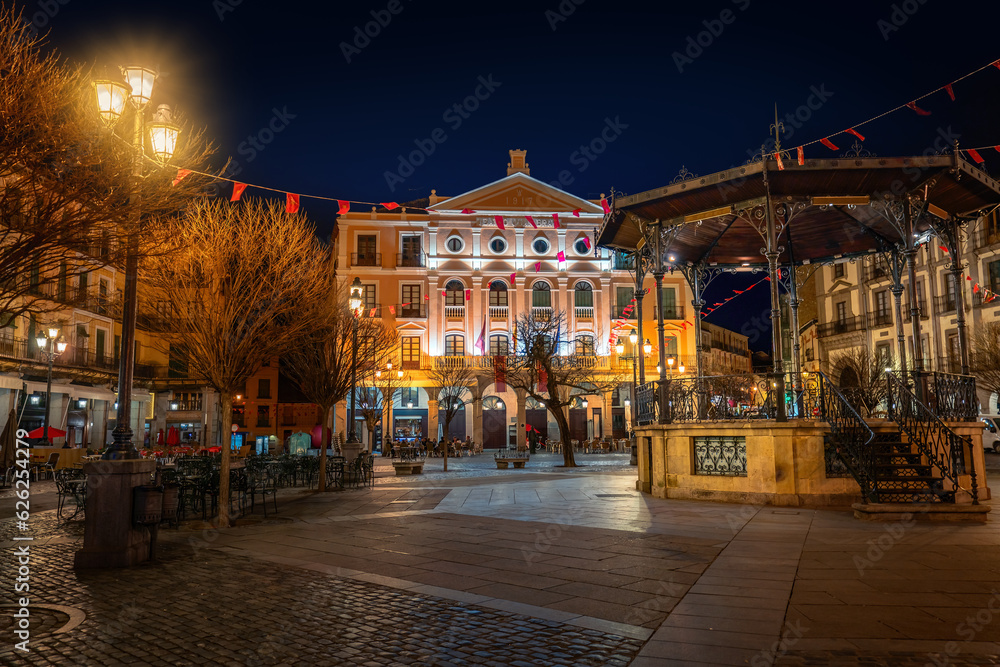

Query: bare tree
[503,310,626,467]
[0,5,216,323]
[972,321,1000,411]
[141,198,328,525]
[282,278,397,491]
[830,345,893,417]
[427,363,476,472]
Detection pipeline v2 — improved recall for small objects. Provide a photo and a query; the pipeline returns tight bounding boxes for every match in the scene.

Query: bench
[494,455,529,469]
[392,461,424,475]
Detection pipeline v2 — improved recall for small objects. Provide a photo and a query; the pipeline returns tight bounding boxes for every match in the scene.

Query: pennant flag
[369,308,376,317]
[401,302,411,307]
[945,84,955,101]
[572,209,581,217]
[557,251,566,262]
[526,424,532,433]
[733,289,744,294]
[494,355,506,392]
[775,152,784,170]
[583,236,591,250]
[465,289,471,301]
[907,101,931,116]
[424,294,430,300]
[846,128,866,141]
[526,215,537,228]
[510,272,516,286]
[966,276,972,281]
[797,146,805,165]
[230,182,247,202]
[994,60,1000,71]
[381,202,399,210]
[475,317,486,353]
[337,200,350,215]
[172,169,192,186]
[286,193,300,214]
[553,213,560,229]
[494,215,505,230]
[461,208,476,214]
[939,245,949,253]
[968,149,985,164]
[535,262,541,272]
[442,290,447,297]
[388,305,395,315]
[820,137,839,151]
[601,197,610,213]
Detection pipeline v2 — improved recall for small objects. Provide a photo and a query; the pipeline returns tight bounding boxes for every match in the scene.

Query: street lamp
[35,328,67,447]
[94,66,180,460]
[347,277,363,445]
[616,335,640,427]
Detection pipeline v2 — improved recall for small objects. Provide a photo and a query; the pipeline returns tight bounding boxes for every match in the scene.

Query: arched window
[483,396,505,410]
[445,280,464,306]
[444,334,465,356]
[489,333,509,356]
[574,282,593,307]
[526,397,544,410]
[489,281,508,307]
[575,334,595,356]
[531,282,551,308]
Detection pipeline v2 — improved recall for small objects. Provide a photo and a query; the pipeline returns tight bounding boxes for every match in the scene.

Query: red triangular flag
[553,213,560,229]
[974,284,980,293]
[939,245,949,253]
[337,200,350,215]
[600,198,610,213]
[381,202,399,210]
[230,182,247,202]
[526,216,537,228]
[775,152,784,170]
[571,209,581,217]
[495,215,505,230]
[286,193,300,214]
[172,169,192,186]
[461,208,476,214]
[557,251,566,262]
[995,146,1000,154]
[510,272,516,286]
[388,305,395,315]
[846,128,866,141]
[535,262,541,272]
[465,289,471,301]
[442,290,447,297]
[907,101,931,116]
[424,295,430,300]
[966,276,972,281]
[968,149,985,164]
[369,308,376,317]
[583,236,591,250]
[945,84,955,101]
[797,146,805,165]
[994,60,1000,71]
[820,137,839,151]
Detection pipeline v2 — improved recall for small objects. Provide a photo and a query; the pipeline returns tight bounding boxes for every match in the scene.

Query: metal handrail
[887,371,977,503]
[815,371,878,503]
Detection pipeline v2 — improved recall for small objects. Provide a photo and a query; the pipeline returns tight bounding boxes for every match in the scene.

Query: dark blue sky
[34,0,1000,348]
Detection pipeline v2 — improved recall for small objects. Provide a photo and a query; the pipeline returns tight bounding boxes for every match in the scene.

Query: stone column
[515,388,527,450]
[427,393,440,442]
[75,458,156,569]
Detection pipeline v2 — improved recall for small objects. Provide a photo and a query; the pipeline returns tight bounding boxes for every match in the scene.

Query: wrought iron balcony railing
[903,300,928,322]
[933,294,958,315]
[869,311,892,327]
[396,303,427,318]
[655,305,685,320]
[611,303,635,319]
[396,252,426,268]
[817,316,864,338]
[351,252,381,267]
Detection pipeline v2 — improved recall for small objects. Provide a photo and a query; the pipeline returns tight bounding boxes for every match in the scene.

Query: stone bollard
[74,459,156,569]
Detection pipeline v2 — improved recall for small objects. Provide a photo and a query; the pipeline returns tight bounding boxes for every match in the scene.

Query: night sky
[31,0,1000,348]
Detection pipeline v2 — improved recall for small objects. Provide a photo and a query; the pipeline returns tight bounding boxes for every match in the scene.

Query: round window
[574,239,590,255]
[446,236,464,253]
[532,238,550,254]
[489,237,507,253]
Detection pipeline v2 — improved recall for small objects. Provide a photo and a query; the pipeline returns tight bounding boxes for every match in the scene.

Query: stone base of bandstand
[634,419,991,511]
[75,459,156,569]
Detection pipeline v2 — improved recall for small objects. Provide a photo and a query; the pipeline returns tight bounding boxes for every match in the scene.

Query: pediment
[396,321,426,333]
[430,172,603,214]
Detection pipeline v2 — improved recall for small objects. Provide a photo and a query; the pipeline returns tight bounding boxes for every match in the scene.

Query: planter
[132,485,164,526]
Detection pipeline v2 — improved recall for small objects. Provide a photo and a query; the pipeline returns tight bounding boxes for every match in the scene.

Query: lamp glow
[56,340,67,353]
[643,338,652,355]
[614,338,625,355]
[94,79,128,125]
[678,364,685,373]
[123,66,156,108]
[397,370,404,379]
[349,277,363,311]
[629,328,638,345]
[48,327,59,338]
[148,106,180,162]
[36,336,46,349]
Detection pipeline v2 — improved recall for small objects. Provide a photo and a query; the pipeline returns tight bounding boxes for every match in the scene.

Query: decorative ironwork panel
[693,436,747,476]
[823,436,852,478]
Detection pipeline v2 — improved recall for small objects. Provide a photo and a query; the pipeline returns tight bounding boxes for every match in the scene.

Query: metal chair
[55,469,87,521]
[32,452,59,481]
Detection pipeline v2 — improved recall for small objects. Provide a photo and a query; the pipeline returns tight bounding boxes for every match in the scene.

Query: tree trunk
[443,414,450,472]
[217,393,233,527]
[202,389,213,450]
[318,403,330,492]
[551,403,576,467]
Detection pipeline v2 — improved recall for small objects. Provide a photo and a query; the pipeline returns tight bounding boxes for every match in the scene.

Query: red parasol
[26,426,67,439]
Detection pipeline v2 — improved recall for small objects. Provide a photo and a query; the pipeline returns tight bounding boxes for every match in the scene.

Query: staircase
[869,432,953,503]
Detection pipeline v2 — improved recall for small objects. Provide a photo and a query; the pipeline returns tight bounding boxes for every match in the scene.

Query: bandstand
[597,152,1000,518]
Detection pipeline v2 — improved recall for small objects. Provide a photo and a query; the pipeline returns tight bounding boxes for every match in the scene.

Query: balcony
[973,290,999,308]
[863,261,891,283]
[168,400,203,412]
[656,305,686,320]
[975,226,1000,249]
[397,303,427,318]
[531,306,552,321]
[869,311,892,327]
[351,252,381,267]
[611,303,635,319]
[817,316,864,338]
[574,306,594,320]
[933,294,957,315]
[903,300,928,322]
[396,252,426,268]
[489,305,509,321]
[444,305,465,319]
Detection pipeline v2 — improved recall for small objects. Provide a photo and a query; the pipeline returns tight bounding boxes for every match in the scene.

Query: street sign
[231,424,238,433]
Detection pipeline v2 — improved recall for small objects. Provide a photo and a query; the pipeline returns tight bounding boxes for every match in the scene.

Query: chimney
[507,149,529,176]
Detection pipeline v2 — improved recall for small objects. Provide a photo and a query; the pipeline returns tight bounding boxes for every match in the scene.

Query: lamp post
[375,362,406,454]
[347,277,363,446]
[94,66,180,460]
[35,328,67,447]
[615,333,640,428]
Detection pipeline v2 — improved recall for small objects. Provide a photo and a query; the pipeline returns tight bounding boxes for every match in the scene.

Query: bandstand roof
[598,155,1000,267]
